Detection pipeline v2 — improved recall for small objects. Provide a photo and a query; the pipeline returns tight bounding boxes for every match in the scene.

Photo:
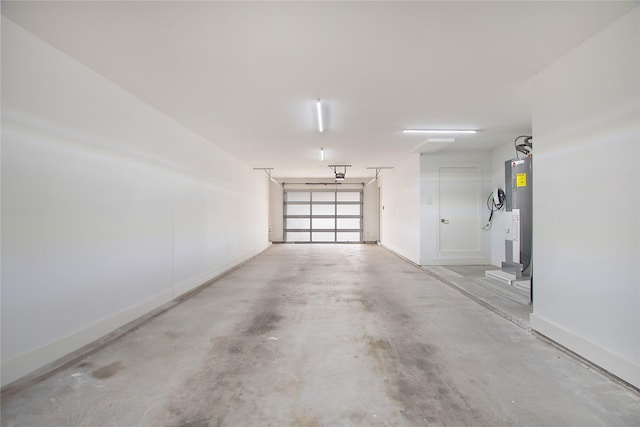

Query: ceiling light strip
[427,137,456,143]
[402,129,476,134]
[316,99,324,133]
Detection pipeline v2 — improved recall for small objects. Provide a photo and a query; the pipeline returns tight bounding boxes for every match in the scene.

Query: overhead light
[427,137,456,143]
[316,99,324,132]
[403,129,476,134]
[320,148,325,161]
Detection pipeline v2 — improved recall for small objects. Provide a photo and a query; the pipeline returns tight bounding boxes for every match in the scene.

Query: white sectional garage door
[284,190,362,243]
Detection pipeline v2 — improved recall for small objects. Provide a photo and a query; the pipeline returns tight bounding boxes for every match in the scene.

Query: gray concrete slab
[2,244,639,426]
[424,265,532,329]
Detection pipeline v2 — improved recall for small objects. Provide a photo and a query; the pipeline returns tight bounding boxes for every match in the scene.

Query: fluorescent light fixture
[403,129,476,134]
[427,137,455,143]
[320,148,325,161]
[316,99,324,132]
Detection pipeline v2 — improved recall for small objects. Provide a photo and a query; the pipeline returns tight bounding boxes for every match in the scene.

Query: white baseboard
[379,244,421,266]
[1,245,269,388]
[530,313,640,389]
[420,257,491,266]
[1,289,173,387]
[172,248,263,297]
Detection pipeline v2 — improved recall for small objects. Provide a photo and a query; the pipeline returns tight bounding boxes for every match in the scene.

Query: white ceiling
[3,1,638,179]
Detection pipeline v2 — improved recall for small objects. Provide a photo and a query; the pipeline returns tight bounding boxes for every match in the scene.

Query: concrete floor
[423,265,532,329]
[1,244,639,426]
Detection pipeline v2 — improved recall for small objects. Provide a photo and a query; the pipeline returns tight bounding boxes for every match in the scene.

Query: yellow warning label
[516,173,527,187]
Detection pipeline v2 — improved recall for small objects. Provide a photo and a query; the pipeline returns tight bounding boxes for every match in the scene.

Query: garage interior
[1,2,639,426]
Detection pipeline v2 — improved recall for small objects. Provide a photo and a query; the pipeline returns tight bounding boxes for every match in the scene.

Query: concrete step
[513,279,531,292]
[485,269,516,285]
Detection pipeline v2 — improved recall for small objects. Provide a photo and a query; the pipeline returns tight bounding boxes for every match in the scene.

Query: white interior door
[438,166,481,255]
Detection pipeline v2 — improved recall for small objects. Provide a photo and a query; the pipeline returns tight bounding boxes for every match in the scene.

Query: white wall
[420,151,493,265]
[268,179,285,242]
[1,18,269,386]
[362,180,379,243]
[529,9,639,388]
[379,154,421,264]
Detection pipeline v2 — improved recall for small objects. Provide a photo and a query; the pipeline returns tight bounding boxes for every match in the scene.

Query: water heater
[503,157,532,277]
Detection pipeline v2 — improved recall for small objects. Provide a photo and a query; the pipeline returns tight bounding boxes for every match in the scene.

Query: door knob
[441,219,450,224]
